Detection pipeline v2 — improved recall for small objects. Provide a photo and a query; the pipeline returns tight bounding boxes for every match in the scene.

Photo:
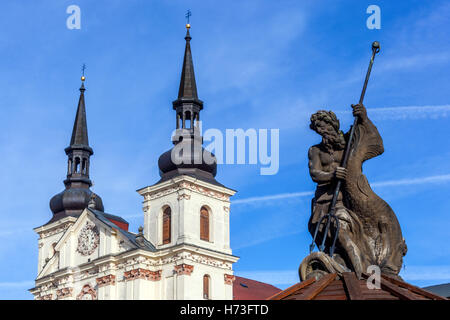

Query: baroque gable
[37,209,136,280]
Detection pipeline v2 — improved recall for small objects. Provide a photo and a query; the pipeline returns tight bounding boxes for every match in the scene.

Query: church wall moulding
[177,193,191,201]
[142,181,230,202]
[224,274,235,285]
[56,287,73,299]
[39,222,73,239]
[76,284,97,300]
[124,268,162,281]
[174,263,194,275]
[96,274,116,287]
[37,293,53,300]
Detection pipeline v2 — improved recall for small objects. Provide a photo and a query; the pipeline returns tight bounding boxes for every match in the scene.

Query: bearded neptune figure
[299,104,407,281]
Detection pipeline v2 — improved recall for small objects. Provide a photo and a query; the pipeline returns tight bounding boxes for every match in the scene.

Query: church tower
[137,24,238,300]
[32,25,237,301]
[34,77,104,275]
[48,77,104,224]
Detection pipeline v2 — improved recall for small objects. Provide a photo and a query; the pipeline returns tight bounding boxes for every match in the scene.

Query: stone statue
[299,104,407,281]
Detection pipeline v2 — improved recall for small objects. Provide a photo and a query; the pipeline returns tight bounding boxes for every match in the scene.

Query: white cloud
[0,281,34,288]
[233,229,302,250]
[233,191,314,204]
[400,265,450,282]
[336,105,450,121]
[371,174,450,188]
[0,228,33,238]
[232,173,450,206]
[379,52,450,73]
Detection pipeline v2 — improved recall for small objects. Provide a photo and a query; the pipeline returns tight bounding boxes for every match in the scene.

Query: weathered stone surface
[301,105,407,280]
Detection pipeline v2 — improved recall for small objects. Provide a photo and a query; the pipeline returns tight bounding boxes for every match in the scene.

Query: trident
[309,41,381,257]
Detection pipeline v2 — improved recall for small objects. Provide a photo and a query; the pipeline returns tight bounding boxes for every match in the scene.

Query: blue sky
[0,0,449,299]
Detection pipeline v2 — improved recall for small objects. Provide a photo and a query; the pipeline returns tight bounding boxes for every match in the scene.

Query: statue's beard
[322,132,346,151]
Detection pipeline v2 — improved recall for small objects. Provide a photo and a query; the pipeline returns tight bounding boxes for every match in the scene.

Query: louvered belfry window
[163,207,171,244]
[203,275,210,299]
[200,206,209,241]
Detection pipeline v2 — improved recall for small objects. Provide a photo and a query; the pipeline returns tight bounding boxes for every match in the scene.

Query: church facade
[29,25,239,300]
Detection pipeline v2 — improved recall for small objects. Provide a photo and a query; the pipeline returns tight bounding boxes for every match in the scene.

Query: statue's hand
[335,166,347,181]
[352,103,367,121]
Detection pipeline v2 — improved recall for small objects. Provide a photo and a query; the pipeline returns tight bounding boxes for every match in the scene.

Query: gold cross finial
[81,63,86,81]
[185,10,191,29]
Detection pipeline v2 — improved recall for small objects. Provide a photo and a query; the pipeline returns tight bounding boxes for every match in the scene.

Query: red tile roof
[233,276,282,300]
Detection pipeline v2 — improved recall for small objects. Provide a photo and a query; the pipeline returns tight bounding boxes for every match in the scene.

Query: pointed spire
[49,73,104,223]
[69,79,90,148]
[64,75,93,185]
[177,25,199,100]
[158,22,218,184]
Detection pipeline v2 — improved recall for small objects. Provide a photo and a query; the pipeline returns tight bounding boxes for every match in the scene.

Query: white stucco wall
[32,176,238,300]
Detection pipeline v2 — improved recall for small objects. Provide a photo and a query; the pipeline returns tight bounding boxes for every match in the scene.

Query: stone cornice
[174,263,194,276]
[56,287,73,299]
[96,274,116,287]
[124,268,161,281]
[36,293,53,300]
[34,218,76,239]
[34,216,77,233]
[137,175,236,201]
[33,244,238,293]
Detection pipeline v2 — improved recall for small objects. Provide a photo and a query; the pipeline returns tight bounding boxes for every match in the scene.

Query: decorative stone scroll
[185,253,232,270]
[38,293,53,300]
[56,287,73,299]
[224,274,235,285]
[124,268,162,281]
[177,194,191,200]
[96,275,116,287]
[76,284,97,300]
[174,263,194,276]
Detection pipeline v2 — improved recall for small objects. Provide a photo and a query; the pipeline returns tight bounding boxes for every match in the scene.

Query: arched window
[185,111,192,129]
[162,207,171,245]
[203,275,210,299]
[82,158,87,174]
[68,159,72,174]
[200,206,209,241]
[74,157,81,173]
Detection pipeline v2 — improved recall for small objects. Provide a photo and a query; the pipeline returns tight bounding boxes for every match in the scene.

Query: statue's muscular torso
[308,144,344,202]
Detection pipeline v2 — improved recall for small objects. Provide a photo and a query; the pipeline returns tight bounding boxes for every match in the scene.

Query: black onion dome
[50,188,104,220]
[158,145,217,177]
